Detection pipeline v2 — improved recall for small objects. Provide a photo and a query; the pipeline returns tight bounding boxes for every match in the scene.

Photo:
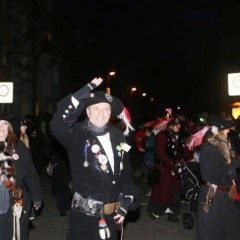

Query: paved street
[28,172,196,240]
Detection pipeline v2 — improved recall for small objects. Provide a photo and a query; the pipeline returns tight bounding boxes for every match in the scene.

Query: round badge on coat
[91,144,100,153]
[83,160,89,167]
[101,164,107,171]
[98,154,108,165]
[12,154,19,160]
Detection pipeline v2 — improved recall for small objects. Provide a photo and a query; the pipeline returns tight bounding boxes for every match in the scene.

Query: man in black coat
[50,78,141,240]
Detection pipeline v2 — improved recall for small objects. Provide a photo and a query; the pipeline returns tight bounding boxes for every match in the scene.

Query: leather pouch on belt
[104,203,120,215]
[72,192,103,217]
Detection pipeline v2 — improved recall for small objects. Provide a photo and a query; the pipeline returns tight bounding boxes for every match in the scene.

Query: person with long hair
[10,117,40,230]
[0,113,43,240]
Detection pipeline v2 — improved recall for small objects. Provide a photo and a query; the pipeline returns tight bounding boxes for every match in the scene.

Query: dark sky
[55,0,238,117]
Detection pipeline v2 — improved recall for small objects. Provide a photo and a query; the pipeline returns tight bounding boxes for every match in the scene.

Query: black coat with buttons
[50,93,141,240]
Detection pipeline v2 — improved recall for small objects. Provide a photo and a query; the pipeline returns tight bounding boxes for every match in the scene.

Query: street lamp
[131,87,137,114]
[131,87,137,98]
[106,71,115,94]
[142,93,147,114]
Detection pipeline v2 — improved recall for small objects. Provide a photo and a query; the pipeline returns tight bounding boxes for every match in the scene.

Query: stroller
[177,161,202,230]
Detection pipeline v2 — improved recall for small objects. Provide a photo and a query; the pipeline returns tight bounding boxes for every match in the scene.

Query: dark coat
[0,141,44,240]
[43,137,71,195]
[50,94,141,240]
[196,141,240,240]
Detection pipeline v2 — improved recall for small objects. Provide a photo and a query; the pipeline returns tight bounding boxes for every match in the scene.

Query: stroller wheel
[181,212,196,230]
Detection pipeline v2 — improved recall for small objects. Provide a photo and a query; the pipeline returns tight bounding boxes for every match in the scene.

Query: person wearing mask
[148,117,191,222]
[0,113,43,240]
[196,116,240,240]
[50,78,141,240]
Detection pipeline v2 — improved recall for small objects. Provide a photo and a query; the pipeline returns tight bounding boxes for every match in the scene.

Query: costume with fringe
[0,141,43,240]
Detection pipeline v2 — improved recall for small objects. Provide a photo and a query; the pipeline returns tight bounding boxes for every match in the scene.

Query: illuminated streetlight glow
[106,71,116,94]
[131,87,137,114]
[109,71,115,76]
[131,87,136,92]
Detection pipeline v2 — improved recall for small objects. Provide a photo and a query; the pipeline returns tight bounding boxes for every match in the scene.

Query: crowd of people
[130,110,240,239]
[2,77,240,240]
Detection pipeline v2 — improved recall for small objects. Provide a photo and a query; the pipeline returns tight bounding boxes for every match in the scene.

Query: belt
[104,202,120,215]
[203,182,231,192]
[216,186,231,192]
[72,192,120,217]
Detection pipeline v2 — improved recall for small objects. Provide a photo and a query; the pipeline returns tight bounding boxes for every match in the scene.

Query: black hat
[9,118,21,135]
[21,119,34,128]
[167,117,180,126]
[12,118,34,134]
[0,113,20,134]
[83,91,123,116]
[206,116,235,134]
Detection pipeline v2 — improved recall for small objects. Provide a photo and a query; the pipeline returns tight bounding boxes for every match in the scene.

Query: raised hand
[73,77,103,100]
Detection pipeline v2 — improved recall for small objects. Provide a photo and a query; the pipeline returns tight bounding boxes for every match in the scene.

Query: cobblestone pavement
[28,173,196,240]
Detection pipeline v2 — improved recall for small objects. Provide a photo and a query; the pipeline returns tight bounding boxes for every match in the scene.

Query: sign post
[228,73,240,96]
[228,73,240,118]
[0,82,13,103]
